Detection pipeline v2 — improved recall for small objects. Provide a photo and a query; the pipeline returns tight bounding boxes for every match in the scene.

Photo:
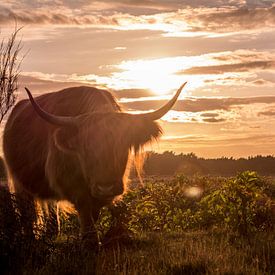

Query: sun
[76,55,215,96]
[113,58,186,95]
[111,56,212,95]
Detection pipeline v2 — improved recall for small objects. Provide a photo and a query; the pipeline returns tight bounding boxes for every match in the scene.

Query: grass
[2,230,273,274]
[1,172,274,274]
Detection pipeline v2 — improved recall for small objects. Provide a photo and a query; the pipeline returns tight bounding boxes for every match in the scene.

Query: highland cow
[3,83,186,245]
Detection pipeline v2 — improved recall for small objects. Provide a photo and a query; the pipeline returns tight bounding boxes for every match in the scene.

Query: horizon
[1,0,275,158]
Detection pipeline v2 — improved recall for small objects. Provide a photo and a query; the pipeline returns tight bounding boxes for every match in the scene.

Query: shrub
[198,171,274,235]
[1,171,273,245]
[99,171,274,237]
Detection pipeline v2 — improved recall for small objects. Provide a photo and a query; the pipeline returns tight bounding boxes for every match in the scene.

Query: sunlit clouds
[1,0,275,157]
[21,49,275,96]
[1,3,275,37]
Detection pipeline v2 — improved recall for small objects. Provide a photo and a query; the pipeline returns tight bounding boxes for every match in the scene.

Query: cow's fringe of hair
[133,149,145,187]
[6,169,15,193]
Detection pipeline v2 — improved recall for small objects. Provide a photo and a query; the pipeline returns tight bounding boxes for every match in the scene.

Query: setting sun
[111,56,217,94]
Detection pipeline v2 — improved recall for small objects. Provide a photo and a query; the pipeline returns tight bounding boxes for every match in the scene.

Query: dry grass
[16,230,273,275]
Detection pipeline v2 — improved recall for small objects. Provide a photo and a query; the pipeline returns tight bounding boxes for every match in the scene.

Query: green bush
[198,171,274,235]
[99,171,274,237]
[1,171,274,245]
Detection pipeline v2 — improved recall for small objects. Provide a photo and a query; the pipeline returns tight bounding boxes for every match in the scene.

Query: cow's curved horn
[136,82,187,120]
[25,87,76,127]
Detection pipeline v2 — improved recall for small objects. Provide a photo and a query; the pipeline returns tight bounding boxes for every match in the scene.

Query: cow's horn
[25,87,76,127]
[136,82,187,120]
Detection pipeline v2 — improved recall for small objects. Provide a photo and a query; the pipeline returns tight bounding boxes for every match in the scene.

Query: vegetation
[144,151,275,176]
[0,171,274,274]
[0,28,22,123]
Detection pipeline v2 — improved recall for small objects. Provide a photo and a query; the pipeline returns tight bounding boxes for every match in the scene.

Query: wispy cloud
[121,96,275,112]
[20,72,275,111]
[21,48,275,97]
[179,61,275,75]
[183,5,275,33]
[1,2,275,37]
[88,50,275,92]
[258,110,275,116]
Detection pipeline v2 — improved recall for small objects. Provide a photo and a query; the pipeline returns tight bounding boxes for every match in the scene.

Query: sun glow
[69,53,239,95]
[114,59,180,94]
[112,55,217,95]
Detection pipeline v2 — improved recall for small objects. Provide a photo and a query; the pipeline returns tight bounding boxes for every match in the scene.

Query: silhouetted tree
[0,28,22,123]
[0,28,23,252]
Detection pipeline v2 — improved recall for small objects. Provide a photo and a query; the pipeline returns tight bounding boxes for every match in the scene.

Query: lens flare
[184,186,203,198]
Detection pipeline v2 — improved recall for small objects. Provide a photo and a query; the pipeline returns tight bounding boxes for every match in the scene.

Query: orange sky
[1,0,275,157]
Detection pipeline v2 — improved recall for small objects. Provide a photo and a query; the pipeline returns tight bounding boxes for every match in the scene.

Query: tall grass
[0,172,274,274]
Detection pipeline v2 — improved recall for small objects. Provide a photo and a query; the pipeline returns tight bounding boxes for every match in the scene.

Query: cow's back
[3,86,119,199]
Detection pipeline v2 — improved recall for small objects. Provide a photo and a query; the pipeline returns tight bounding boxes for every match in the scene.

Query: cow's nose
[97,184,113,195]
[96,182,124,196]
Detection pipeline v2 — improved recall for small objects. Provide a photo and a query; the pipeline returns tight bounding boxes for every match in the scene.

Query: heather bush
[97,171,274,237]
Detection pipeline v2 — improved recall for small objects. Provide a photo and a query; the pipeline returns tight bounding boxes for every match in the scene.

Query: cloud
[258,110,275,117]
[21,68,275,114]
[1,2,275,37]
[199,112,226,123]
[200,112,219,117]
[202,117,226,123]
[0,8,120,26]
[183,5,275,33]
[19,48,275,99]
[121,96,275,112]
[114,88,154,98]
[0,0,251,16]
[20,73,156,100]
[17,75,89,98]
[251,79,273,85]
[179,61,275,75]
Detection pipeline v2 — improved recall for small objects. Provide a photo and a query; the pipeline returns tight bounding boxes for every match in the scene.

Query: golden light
[114,58,182,94]
[71,54,228,95]
[112,55,217,95]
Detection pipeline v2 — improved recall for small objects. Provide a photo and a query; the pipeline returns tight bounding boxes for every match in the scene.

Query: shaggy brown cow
[3,83,186,245]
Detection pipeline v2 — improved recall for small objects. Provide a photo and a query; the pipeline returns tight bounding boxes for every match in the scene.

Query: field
[1,171,274,274]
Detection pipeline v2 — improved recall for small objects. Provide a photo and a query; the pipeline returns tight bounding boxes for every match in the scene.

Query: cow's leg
[103,203,130,245]
[43,201,59,238]
[75,199,101,248]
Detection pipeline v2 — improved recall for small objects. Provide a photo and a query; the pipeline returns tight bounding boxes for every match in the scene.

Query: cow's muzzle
[93,182,124,198]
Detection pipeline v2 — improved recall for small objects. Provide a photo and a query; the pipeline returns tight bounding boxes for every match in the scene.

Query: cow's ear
[53,128,78,154]
[129,117,163,150]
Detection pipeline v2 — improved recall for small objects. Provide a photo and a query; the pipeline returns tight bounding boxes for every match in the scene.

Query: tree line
[2,151,275,179]
[143,151,275,176]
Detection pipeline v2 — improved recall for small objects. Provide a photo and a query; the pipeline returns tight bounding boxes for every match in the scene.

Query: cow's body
[3,84,185,245]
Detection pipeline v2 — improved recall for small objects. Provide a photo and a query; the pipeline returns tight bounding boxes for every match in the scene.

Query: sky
[1,0,275,158]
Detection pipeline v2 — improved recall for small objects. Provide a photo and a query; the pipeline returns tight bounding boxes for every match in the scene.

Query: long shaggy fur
[3,86,162,236]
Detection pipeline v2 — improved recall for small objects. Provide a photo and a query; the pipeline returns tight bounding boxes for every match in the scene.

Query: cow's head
[25,83,186,199]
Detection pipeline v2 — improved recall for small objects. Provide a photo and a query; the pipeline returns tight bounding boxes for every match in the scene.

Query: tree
[0,28,22,123]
